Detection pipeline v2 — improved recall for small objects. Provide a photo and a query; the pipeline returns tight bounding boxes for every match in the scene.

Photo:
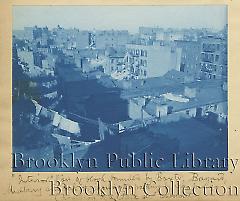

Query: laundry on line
[32,100,81,134]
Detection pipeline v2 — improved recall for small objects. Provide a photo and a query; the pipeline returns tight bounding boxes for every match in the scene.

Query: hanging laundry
[58,117,81,134]
[58,117,71,132]
[40,107,48,118]
[31,99,81,134]
[32,100,42,116]
[52,112,62,127]
[48,109,55,120]
[40,107,54,119]
[68,121,80,134]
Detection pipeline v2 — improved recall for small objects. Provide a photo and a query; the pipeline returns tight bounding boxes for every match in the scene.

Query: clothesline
[32,100,80,134]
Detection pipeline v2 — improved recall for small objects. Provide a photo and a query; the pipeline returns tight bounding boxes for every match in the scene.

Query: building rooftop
[105,47,126,58]
[118,77,226,99]
[163,69,185,83]
[116,76,177,89]
[169,87,227,112]
[143,85,227,117]
[76,48,105,59]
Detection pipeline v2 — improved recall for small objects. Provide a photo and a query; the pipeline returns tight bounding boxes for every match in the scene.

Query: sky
[13,5,227,33]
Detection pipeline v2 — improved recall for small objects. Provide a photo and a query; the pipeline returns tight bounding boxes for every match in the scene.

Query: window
[215,55,219,62]
[144,50,147,57]
[167,106,173,115]
[143,60,147,67]
[136,49,139,55]
[144,60,147,66]
[186,110,190,115]
[144,70,147,76]
[180,63,185,72]
[202,43,206,50]
[214,65,217,72]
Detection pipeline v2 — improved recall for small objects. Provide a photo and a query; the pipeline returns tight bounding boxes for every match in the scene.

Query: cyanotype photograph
[12,5,228,172]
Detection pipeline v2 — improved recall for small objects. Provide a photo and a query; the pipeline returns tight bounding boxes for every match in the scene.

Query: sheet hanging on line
[52,112,62,127]
[58,117,80,134]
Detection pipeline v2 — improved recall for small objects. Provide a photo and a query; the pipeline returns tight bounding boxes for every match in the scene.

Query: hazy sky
[13,5,227,33]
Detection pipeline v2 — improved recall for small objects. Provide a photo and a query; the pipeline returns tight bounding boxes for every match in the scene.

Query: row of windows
[200,63,218,72]
[202,43,221,52]
[128,49,148,57]
[134,68,147,77]
[140,59,147,66]
[110,58,122,64]
[204,72,217,79]
[126,57,147,67]
[201,53,220,63]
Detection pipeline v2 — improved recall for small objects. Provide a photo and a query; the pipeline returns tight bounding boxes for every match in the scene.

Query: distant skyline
[13,5,227,33]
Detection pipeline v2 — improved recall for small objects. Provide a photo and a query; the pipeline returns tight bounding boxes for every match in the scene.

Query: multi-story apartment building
[125,42,182,78]
[174,40,201,79]
[53,27,90,49]
[199,36,227,79]
[94,30,129,49]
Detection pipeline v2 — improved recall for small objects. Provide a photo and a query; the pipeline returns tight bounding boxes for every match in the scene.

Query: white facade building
[126,43,182,78]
